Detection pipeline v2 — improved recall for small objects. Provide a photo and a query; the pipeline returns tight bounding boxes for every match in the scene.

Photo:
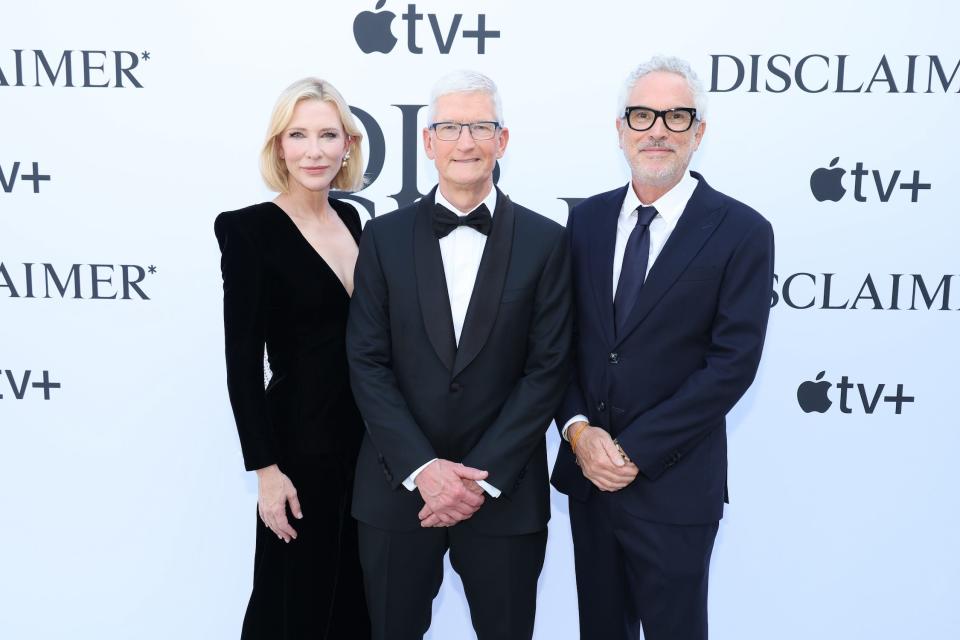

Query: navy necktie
[433,203,492,239]
[614,205,658,333]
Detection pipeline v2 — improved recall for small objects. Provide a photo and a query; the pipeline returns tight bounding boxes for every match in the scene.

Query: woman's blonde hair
[260,78,365,193]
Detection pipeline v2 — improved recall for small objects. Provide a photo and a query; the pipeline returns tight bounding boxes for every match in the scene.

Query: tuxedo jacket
[552,172,774,525]
[347,187,571,535]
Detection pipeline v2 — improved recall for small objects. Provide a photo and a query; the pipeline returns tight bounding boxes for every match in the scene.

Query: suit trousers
[569,494,719,640]
[358,521,547,640]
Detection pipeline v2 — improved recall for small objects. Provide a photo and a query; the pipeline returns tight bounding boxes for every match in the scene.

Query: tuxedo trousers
[358,521,547,640]
[240,457,370,640]
[569,494,718,640]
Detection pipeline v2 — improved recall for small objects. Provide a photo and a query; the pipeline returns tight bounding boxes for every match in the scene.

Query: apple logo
[810,157,847,202]
[797,371,832,413]
[354,0,398,54]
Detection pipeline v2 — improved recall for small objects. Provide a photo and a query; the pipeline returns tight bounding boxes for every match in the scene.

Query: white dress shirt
[402,186,501,497]
[562,172,699,439]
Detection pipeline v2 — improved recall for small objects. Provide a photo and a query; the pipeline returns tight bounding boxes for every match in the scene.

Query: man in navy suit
[552,56,775,640]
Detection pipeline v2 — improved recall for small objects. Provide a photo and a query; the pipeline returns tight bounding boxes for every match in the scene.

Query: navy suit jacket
[551,172,774,525]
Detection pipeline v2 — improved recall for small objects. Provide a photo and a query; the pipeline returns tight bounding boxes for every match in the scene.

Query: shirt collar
[620,171,698,225]
[435,185,498,218]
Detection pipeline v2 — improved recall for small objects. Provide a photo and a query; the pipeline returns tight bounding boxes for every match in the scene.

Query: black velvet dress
[215,199,370,639]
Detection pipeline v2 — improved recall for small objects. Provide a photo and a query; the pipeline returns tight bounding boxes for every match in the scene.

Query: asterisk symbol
[141,51,151,61]
[147,265,157,274]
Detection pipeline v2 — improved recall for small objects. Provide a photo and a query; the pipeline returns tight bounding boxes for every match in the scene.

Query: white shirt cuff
[562,415,589,440]
[476,479,501,498]
[403,459,500,498]
[402,458,438,491]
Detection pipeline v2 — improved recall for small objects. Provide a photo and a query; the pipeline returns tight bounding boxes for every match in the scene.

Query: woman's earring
[342,150,351,167]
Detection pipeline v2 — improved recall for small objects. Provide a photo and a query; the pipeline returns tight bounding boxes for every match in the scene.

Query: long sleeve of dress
[215,212,277,471]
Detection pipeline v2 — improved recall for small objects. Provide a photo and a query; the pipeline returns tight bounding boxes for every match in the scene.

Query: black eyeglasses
[623,106,698,132]
[429,121,501,141]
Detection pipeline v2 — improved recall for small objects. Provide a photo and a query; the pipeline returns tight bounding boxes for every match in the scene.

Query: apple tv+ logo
[810,157,931,203]
[1,161,50,194]
[0,369,60,400]
[353,1,500,55]
[797,371,914,415]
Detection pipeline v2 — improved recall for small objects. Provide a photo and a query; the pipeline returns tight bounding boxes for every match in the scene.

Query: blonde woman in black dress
[215,78,370,639]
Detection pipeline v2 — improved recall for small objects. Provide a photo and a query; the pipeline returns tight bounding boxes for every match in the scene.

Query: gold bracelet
[570,423,588,455]
[613,438,631,463]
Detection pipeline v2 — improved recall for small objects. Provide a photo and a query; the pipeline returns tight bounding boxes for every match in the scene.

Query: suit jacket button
[450,382,462,392]
[608,352,619,364]
[597,401,606,412]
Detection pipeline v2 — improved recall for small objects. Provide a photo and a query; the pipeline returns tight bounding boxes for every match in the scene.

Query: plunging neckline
[268,201,356,298]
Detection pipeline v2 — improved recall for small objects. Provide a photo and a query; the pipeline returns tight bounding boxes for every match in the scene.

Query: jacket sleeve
[215,213,277,472]
[617,217,775,481]
[554,203,588,435]
[461,228,573,495]
[347,221,438,488]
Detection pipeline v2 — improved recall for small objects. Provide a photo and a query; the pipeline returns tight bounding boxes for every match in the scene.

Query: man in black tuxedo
[347,70,571,640]
[552,56,775,640]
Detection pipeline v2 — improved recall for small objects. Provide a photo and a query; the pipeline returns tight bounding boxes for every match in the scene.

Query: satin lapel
[414,187,457,371]
[614,175,727,347]
[588,186,627,346]
[452,188,515,378]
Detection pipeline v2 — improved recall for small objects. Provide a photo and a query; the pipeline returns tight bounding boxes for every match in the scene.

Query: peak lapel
[414,187,457,371]
[452,188,515,378]
[614,176,727,347]
[588,187,627,346]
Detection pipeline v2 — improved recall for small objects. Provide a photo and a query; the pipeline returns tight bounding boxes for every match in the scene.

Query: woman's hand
[256,464,303,543]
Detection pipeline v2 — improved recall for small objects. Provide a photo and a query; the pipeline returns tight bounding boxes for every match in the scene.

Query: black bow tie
[433,203,493,239]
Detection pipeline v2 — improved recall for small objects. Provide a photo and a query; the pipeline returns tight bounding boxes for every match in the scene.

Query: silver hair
[427,70,504,125]
[617,55,708,121]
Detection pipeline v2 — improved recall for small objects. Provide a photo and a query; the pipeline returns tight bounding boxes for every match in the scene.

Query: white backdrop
[2,1,958,638]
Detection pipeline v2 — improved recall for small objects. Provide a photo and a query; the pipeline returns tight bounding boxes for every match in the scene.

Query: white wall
[2,1,958,638]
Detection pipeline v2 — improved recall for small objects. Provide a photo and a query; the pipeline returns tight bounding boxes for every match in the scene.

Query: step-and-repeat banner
[2,1,957,638]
